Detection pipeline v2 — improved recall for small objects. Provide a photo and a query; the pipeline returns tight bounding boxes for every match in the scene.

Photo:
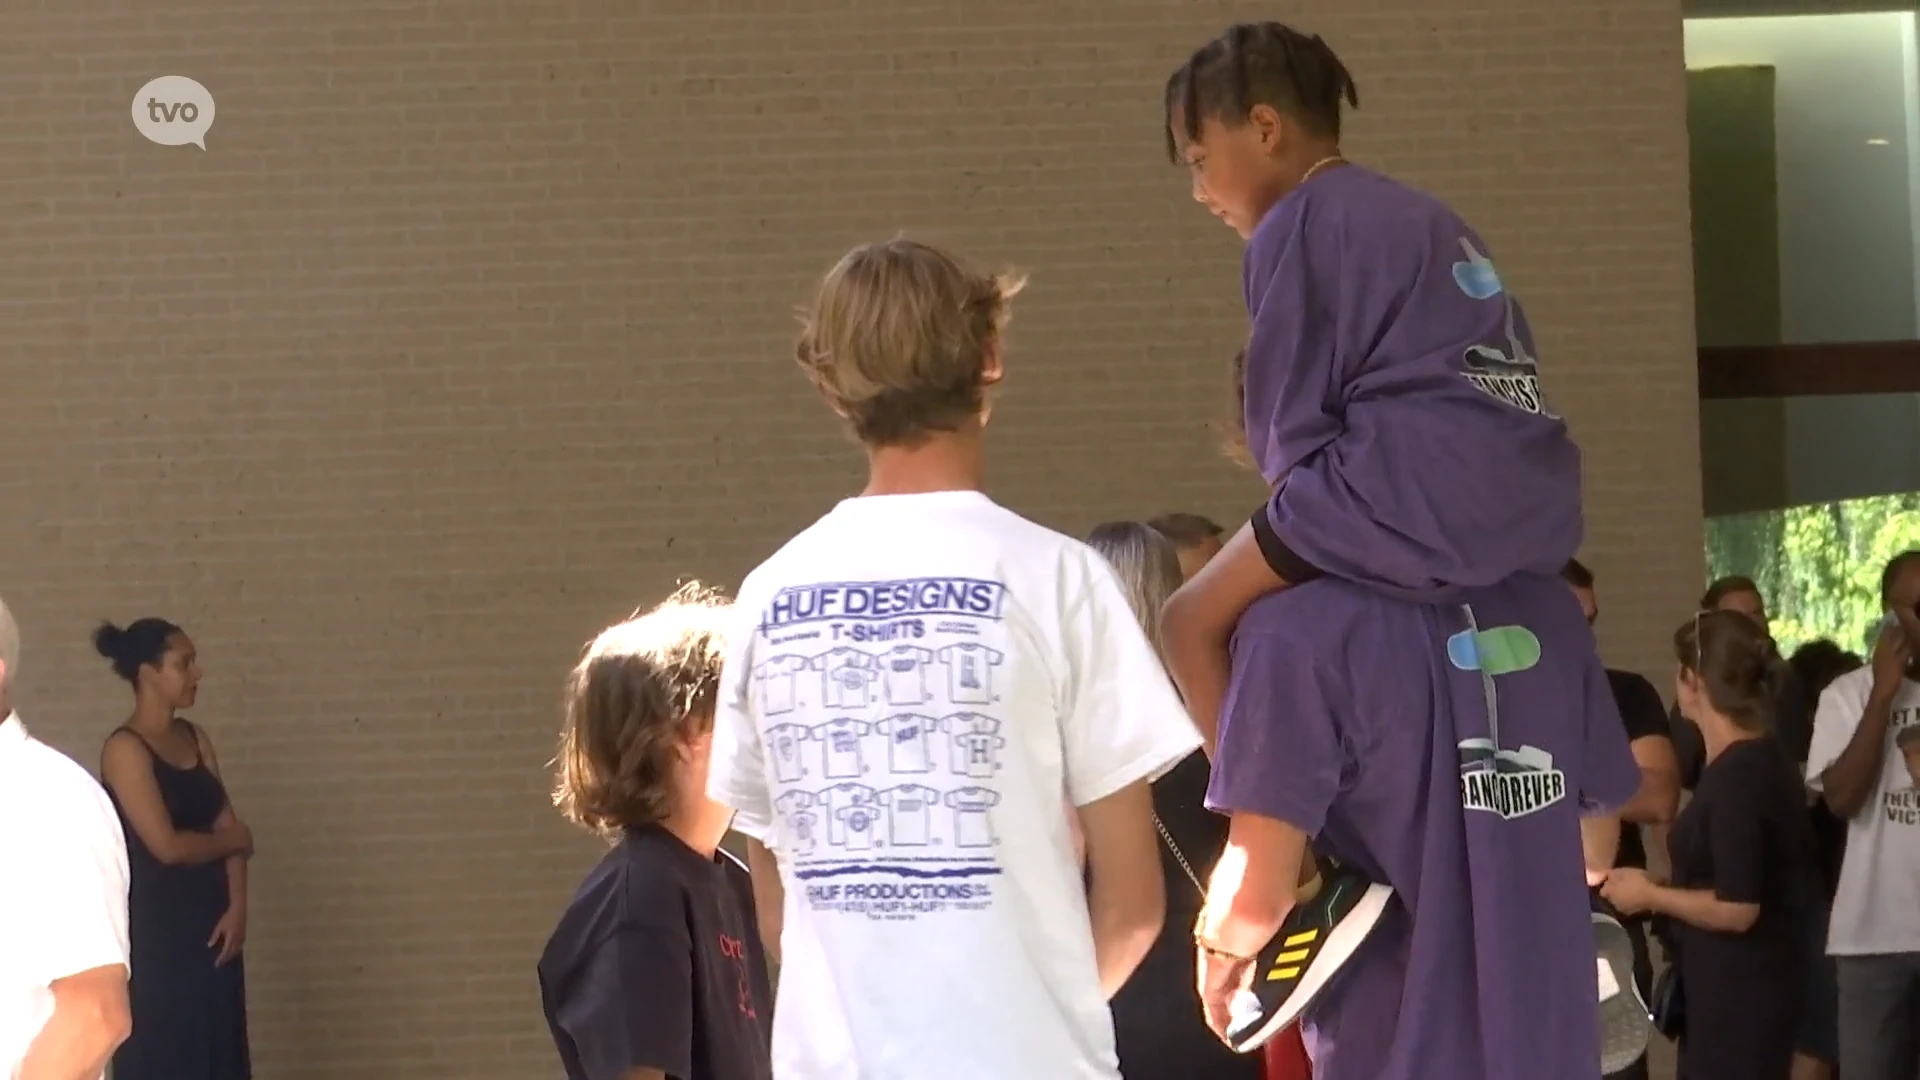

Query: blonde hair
[1219,346,1256,470]
[0,594,17,693]
[794,238,1025,446]
[1085,522,1185,659]
[552,582,733,839]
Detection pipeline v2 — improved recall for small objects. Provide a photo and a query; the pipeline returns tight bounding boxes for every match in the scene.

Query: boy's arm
[1160,522,1291,754]
[1196,628,1346,1035]
[1063,553,1204,996]
[744,838,785,966]
[1076,780,1166,998]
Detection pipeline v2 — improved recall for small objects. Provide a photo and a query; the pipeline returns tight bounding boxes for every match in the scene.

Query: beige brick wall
[0,1,1700,1076]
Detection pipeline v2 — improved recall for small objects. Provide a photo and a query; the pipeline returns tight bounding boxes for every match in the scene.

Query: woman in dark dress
[95,618,254,1080]
[1602,611,1817,1080]
[1087,522,1263,1080]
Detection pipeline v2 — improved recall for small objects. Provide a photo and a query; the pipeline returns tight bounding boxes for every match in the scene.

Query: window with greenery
[1707,493,1920,656]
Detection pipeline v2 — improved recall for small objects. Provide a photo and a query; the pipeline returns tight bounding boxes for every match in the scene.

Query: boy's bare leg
[1159,522,1325,896]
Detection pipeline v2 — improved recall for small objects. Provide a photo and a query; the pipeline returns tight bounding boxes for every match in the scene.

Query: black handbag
[1649,961,1685,1039]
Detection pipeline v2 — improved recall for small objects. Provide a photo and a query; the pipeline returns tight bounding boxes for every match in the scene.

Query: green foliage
[1706,493,1920,656]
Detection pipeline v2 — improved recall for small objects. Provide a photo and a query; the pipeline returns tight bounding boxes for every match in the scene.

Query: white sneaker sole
[1227,882,1396,1054]
[1594,912,1652,1075]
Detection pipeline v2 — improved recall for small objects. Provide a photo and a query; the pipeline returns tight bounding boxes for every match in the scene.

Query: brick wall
[0,1,1701,1076]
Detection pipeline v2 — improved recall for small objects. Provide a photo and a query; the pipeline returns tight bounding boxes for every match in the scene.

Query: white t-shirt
[707,491,1200,1080]
[0,713,131,1080]
[1806,668,1920,955]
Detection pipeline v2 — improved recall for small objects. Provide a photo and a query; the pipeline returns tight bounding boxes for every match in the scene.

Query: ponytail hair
[1674,609,1781,733]
[93,617,183,684]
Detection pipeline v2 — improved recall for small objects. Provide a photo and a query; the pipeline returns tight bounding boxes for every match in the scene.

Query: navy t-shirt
[538,825,774,1080]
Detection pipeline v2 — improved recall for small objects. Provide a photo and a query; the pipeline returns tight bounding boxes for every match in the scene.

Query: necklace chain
[1301,154,1346,184]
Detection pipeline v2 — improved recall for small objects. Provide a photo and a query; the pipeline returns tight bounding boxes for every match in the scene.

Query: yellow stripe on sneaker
[1266,966,1303,982]
[1282,930,1318,948]
[1275,949,1310,963]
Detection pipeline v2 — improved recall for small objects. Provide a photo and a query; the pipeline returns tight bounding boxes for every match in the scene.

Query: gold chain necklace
[1301,154,1346,184]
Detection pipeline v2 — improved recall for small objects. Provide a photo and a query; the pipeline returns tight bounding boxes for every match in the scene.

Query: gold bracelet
[1193,935,1254,964]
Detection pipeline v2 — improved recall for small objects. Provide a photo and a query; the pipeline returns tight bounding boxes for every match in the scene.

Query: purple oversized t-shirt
[1244,165,1583,603]
[1207,572,1640,1080]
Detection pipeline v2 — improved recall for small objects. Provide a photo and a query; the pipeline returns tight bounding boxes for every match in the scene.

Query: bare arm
[1077,779,1166,999]
[100,733,251,866]
[1616,734,1681,827]
[744,837,784,967]
[16,965,132,1080]
[1160,523,1289,755]
[1822,688,1896,819]
[197,730,250,909]
[1644,882,1761,935]
[1580,814,1621,886]
[1194,813,1309,1036]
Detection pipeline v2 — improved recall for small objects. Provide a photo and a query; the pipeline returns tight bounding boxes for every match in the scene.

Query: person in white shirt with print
[0,595,134,1080]
[709,240,1198,1079]
[1807,551,1920,1080]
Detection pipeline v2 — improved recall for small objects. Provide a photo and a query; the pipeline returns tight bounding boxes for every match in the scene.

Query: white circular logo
[131,76,216,149]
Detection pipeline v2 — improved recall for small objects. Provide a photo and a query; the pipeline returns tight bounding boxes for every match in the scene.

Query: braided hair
[1164,22,1359,162]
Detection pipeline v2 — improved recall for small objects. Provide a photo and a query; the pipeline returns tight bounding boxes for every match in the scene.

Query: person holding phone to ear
[1805,550,1920,1080]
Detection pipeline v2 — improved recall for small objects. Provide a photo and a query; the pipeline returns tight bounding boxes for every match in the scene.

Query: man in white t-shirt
[1806,551,1920,1080]
[708,240,1200,1079]
[0,595,134,1080]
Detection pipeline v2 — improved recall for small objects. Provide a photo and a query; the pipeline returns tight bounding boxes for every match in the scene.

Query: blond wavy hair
[794,237,1025,446]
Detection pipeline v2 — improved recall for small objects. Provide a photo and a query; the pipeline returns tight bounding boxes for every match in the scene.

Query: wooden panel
[1698,340,1920,398]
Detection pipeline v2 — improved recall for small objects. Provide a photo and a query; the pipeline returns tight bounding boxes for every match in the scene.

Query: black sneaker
[1594,910,1652,1074]
[1223,858,1394,1053]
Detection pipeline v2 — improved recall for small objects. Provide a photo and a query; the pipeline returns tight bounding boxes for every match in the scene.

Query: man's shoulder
[736,499,1090,597]
[7,731,116,819]
[1817,666,1878,714]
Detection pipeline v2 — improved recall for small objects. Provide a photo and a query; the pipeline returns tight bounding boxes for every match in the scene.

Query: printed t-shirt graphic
[876,783,940,846]
[813,648,880,709]
[756,654,810,714]
[874,714,937,774]
[703,492,1205,1080]
[776,791,823,856]
[942,713,1005,779]
[812,718,871,779]
[837,802,881,852]
[817,781,876,846]
[937,643,1003,704]
[767,722,812,783]
[946,786,1001,848]
[1447,619,1566,820]
[880,644,936,705]
[790,811,819,855]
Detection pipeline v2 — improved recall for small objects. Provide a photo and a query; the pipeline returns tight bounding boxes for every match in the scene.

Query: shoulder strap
[1154,813,1206,896]
[175,718,206,766]
[113,725,159,757]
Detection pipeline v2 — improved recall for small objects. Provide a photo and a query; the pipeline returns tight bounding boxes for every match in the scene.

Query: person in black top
[1563,561,1682,1080]
[94,618,254,1080]
[1087,522,1261,1080]
[538,584,774,1080]
[1668,577,1809,786]
[1602,610,1819,1080]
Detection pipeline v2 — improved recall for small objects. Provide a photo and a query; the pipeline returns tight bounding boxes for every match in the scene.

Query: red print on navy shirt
[718,932,756,1019]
